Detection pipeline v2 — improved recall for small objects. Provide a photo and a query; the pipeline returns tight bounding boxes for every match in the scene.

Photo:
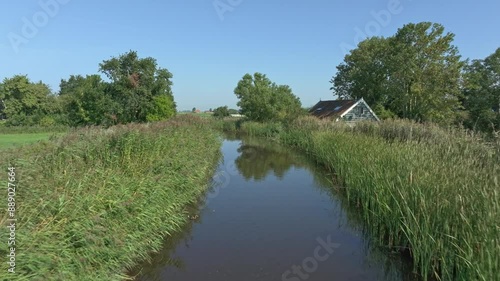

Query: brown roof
[309,100,356,118]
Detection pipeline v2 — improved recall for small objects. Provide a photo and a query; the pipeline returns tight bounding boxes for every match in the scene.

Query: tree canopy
[331,22,463,124]
[461,48,500,132]
[212,106,230,118]
[0,75,61,126]
[58,50,176,126]
[234,73,302,122]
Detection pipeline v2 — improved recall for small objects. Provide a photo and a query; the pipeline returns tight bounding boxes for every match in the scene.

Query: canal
[129,135,417,281]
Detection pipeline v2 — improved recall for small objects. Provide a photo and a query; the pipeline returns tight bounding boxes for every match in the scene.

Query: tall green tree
[234,73,302,122]
[59,74,119,126]
[99,50,176,123]
[0,75,60,125]
[331,22,464,124]
[387,22,463,123]
[462,48,500,132]
[330,37,391,109]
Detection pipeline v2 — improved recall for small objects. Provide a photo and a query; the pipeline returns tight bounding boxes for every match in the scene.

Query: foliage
[57,51,177,127]
[60,74,119,127]
[98,50,176,123]
[331,22,463,124]
[234,73,302,122]
[220,116,499,281]
[0,116,221,280]
[212,106,230,118]
[0,75,63,126]
[461,48,500,133]
[146,95,176,122]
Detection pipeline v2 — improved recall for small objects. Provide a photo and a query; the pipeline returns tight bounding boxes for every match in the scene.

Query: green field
[0,133,59,149]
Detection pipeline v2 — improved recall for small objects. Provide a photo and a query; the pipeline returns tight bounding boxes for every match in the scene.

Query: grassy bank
[0,115,221,281]
[0,133,64,150]
[218,117,499,281]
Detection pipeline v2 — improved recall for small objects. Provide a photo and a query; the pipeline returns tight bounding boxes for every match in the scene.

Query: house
[309,98,379,122]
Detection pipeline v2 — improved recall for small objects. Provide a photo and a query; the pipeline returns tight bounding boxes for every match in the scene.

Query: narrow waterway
[129,135,417,281]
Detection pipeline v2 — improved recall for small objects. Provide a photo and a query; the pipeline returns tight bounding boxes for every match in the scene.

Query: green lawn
[0,133,59,149]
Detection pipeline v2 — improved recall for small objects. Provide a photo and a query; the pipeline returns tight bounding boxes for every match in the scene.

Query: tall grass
[0,115,221,281]
[221,116,499,281]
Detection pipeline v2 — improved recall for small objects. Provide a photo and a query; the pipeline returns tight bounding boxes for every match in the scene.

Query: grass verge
[0,115,221,281]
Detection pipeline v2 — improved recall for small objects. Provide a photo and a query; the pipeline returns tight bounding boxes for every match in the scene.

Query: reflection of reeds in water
[233,135,422,281]
[218,116,499,281]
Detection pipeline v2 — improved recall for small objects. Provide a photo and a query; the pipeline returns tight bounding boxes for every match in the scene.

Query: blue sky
[1,0,499,111]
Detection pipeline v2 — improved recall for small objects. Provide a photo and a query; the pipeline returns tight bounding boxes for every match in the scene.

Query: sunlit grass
[0,115,221,281]
[0,133,63,149]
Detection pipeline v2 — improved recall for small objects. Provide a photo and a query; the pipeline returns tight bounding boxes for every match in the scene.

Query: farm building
[309,98,379,122]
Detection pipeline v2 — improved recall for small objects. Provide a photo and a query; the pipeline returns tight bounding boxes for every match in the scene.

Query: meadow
[0,133,61,150]
[0,115,221,281]
[217,117,500,281]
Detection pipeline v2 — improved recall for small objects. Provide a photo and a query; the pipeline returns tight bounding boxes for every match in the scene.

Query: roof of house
[309,100,357,118]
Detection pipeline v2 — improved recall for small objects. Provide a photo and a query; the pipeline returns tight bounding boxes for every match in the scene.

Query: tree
[387,22,463,123]
[212,106,230,118]
[462,48,500,132]
[99,50,176,123]
[146,95,176,122]
[331,22,464,124]
[330,37,391,110]
[192,107,197,113]
[59,74,119,126]
[0,75,59,125]
[234,73,302,122]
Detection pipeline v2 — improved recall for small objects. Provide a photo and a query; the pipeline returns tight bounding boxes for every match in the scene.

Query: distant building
[309,98,379,122]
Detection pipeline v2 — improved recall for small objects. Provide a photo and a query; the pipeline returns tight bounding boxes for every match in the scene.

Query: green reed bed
[222,117,499,281]
[0,115,221,281]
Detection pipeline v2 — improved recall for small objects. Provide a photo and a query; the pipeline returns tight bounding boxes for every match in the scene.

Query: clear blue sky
[1,0,499,111]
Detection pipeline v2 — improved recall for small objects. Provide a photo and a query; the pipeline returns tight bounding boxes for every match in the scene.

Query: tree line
[0,51,176,127]
[330,22,499,134]
[1,22,499,135]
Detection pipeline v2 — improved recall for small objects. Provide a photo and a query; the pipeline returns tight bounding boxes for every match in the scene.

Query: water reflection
[129,134,419,281]
[235,141,303,181]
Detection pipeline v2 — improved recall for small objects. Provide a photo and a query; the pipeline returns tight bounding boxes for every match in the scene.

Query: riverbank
[215,117,499,281]
[0,115,221,281]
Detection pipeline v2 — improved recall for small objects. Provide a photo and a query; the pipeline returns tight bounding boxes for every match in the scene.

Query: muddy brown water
[128,135,418,281]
